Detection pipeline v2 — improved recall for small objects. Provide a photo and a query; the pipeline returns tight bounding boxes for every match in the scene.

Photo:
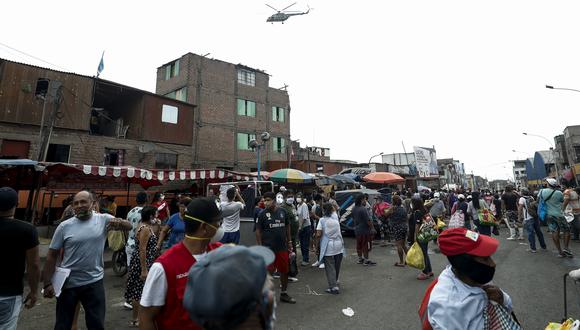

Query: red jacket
[155,241,222,330]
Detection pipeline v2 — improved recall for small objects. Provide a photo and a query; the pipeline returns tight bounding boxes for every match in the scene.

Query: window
[46,144,70,162]
[237,69,255,86]
[104,148,125,166]
[272,106,285,122]
[35,78,50,98]
[237,99,256,117]
[272,137,285,153]
[161,104,179,124]
[0,140,30,159]
[575,146,580,163]
[164,60,180,80]
[237,133,256,150]
[164,87,187,102]
[155,153,178,169]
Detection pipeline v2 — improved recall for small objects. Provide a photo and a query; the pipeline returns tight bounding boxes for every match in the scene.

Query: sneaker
[563,250,574,258]
[123,302,133,310]
[312,261,320,267]
[288,277,299,282]
[272,272,281,279]
[325,288,340,295]
[363,260,377,266]
[506,237,517,241]
[417,272,430,280]
[318,263,325,269]
[301,261,310,266]
[357,259,364,264]
[526,249,537,253]
[280,293,296,304]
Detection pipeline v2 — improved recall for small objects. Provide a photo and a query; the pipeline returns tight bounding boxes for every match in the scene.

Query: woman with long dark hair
[412,197,433,280]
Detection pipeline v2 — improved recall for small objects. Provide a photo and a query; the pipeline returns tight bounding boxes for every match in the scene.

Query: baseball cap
[0,187,18,211]
[183,245,275,326]
[438,227,499,257]
[546,178,558,187]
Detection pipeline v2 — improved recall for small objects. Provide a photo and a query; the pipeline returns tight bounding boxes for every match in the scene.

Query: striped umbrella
[268,168,314,183]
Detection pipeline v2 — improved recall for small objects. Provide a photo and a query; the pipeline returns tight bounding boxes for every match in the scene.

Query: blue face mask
[286,198,294,205]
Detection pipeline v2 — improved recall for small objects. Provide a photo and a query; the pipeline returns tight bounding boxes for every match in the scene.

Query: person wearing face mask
[152,192,170,223]
[219,187,245,245]
[256,192,296,304]
[157,197,192,251]
[139,197,224,330]
[42,190,132,330]
[183,245,277,330]
[421,227,516,330]
[296,193,311,266]
[280,190,298,256]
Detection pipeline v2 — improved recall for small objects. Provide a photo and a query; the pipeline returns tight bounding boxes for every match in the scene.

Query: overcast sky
[2,0,579,180]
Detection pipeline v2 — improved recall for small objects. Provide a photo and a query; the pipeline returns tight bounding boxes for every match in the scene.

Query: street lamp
[368,152,384,164]
[249,132,271,180]
[546,84,580,94]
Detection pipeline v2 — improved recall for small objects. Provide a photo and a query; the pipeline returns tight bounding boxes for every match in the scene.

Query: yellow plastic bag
[107,230,126,251]
[437,218,446,230]
[406,242,425,270]
[545,319,580,330]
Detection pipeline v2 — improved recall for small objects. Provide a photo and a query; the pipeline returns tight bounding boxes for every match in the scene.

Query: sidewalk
[39,238,115,268]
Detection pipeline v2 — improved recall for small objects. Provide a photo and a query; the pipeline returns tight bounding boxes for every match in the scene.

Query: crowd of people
[1,174,580,329]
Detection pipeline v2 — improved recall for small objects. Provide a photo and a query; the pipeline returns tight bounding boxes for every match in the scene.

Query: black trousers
[55,279,106,330]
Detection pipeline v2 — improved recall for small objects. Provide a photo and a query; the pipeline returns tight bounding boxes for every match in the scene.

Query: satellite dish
[138,143,155,153]
[260,132,271,142]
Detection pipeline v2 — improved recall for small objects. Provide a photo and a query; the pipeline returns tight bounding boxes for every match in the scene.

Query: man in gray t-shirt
[42,191,132,329]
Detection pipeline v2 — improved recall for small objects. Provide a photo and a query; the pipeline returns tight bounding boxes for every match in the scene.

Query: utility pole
[36,81,63,161]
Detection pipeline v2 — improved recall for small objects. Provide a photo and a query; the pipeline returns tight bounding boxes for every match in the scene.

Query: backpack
[538,189,556,222]
[523,197,538,219]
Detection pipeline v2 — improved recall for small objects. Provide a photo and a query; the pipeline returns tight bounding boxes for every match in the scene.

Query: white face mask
[160,195,165,201]
[296,198,302,203]
[211,226,225,243]
[276,196,284,205]
[286,198,294,205]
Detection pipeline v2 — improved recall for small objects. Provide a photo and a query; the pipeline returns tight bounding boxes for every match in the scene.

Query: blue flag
[97,51,104,77]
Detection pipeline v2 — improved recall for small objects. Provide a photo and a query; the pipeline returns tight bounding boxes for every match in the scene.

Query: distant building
[155,53,291,171]
[563,125,580,184]
[0,58,195,169]
[512,159,527,189]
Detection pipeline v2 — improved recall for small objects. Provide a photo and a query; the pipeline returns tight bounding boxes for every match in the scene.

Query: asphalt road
[17,227,580,329]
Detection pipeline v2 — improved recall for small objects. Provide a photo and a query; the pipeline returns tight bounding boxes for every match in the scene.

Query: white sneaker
[123,302,133,310]
[312,261,320,267]
[288,277,299,282]
[301,261,310,266]
[319,263,325,269]
[506,237,517,241]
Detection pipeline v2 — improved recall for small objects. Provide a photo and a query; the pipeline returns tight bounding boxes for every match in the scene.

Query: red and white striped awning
[72,164,254,182]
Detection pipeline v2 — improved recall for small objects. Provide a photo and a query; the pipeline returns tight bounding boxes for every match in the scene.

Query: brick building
[155,53,291,171]
[0,58,195,168]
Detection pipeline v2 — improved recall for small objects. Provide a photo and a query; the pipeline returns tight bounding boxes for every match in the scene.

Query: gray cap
[0,187,18,211]
[183,245,275,327]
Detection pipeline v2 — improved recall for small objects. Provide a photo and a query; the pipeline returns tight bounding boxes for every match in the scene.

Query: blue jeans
[418,241,432,274]
[525,218,547,251]
[299,226,311,263]
[220,230,240,245]
[0,295,22,330]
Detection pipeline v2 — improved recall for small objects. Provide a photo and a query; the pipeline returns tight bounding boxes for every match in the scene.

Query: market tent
[363,172,405,184]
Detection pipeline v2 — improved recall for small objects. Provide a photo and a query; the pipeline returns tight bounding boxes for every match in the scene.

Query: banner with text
[413,146,438,178]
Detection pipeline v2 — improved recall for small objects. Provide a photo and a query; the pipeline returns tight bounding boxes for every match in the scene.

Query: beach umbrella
[268,168,314,183]
[363,172,405,184]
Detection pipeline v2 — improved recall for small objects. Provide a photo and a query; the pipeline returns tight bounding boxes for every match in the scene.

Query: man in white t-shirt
[296,193,311,266]
[219,187,245,244]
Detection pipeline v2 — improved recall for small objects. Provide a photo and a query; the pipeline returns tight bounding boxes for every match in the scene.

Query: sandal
[394,262,406,267]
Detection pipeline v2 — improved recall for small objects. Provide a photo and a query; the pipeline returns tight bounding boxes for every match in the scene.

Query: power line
[0,41,70,71]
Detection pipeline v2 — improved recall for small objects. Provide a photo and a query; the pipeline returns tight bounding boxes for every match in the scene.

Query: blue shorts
[220,230,241,245]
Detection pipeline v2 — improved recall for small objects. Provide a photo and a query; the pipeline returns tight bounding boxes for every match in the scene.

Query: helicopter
[266,2,310,23]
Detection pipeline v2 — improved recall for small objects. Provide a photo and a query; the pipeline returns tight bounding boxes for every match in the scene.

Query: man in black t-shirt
[0,187,40,329]
[256,192,296,304]
[502,186,521,240]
